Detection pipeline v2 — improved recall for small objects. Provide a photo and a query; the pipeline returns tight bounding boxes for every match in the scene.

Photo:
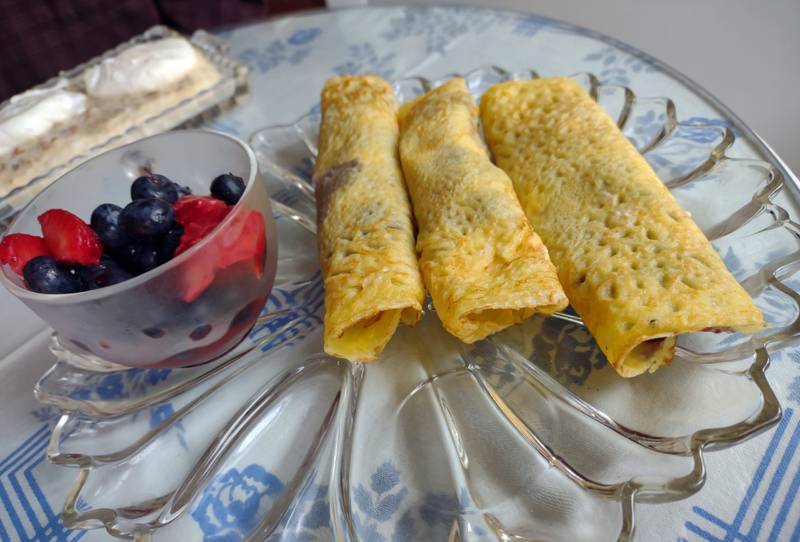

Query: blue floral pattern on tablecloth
[333,44,397,79]
[190,461,488,542]
[381,6,510,55]
[1,5,797,542]
[192,465,283,541]
[583,45,658,86]
[238,27,321,74]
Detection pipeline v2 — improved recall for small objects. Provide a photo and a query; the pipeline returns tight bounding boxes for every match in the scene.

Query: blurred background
[1,0,797,172]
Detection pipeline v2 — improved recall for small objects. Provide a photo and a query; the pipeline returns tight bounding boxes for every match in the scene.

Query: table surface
[366,0,800,176]
[1,5,799,541]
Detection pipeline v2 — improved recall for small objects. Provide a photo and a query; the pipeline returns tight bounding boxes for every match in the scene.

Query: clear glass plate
[34,67,799,541]
[0,25,250,224]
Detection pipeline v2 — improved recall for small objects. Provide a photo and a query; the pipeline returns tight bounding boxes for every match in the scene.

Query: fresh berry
[172,196,231,257]
[131,174,179,203]
[76,256,132,290]
[174,221,219,256]
[120,198,175,237]
[38,209,103,265]
[231,299,264,328]
[90,203,129,249]
[142,327,165,338]
[116,241,163,275]
[210,173,245,205]
[173,195,230,228]
[23,256,82,294]
[217,211,267,274]
[189,324,212,341]
[161,225,184,260]
[0,233,51,275]
[178,254,216,302]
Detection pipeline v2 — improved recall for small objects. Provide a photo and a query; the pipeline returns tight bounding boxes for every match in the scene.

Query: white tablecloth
[1,6,798,541]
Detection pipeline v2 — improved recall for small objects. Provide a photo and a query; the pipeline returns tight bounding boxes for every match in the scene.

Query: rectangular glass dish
[0,25,249,223]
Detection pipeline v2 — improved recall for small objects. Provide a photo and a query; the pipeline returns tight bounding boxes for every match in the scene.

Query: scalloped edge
[39,65,792,541]
[249,66,789,541]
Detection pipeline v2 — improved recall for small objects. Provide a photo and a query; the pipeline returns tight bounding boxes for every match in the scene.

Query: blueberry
[189,324,212,341]
[142,327,165,338]
[76,255,132,289]
[161,225,184,260]
[131,174,180,203]
[120,198,174,237]
[116,241,162,275]
[210,173,245,205]
[231,299,263,328]
[23,256,82,294]
[90,203,129,249]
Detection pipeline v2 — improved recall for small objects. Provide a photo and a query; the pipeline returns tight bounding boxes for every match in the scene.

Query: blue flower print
[419,491,460,529]
[417,488,486,539]
[679,116,739,142]
[354,463,407,522]
[302,485,329,530]
[381,6,511,55]
[252,274,324,353]
[148,403,175,428]
[67,387,92,400]
[511,15,550,37]
[238,27,321,74]
[146,369,172,386]
[288,28,321,46]
[97,373,125,399]
[192,465,284,542]
[583,46,656,86]
[789,377,800,405]
[353,463,408,542]
[392,510,416,542]
[333,44,396,79]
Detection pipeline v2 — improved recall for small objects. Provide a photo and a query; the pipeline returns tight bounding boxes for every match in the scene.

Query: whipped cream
[84,38,197,98]
[0,84,87,157]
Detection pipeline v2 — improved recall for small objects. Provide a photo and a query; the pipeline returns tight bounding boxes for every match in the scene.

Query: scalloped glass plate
[34,67,799,541]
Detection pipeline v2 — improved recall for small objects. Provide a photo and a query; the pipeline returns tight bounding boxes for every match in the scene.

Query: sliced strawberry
[178,255,217,302]
[0,233,51,275]
[174,221,220,256]
[38,209,102,265]
[171,197,265,301]
[173,196,230,228]
[217,211,267,275]
[250,213,267,277]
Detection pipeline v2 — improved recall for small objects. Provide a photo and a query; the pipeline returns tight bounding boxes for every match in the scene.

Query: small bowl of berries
[0,130,277,369]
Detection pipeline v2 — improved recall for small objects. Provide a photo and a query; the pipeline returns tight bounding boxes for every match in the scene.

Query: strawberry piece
[178,255,218,303]
[216,211,267,275]
[0,233,51,275]
[171,197,266,301]
[174,221,220,257]
[38,209,102,265]
[173,196,230,228]
[250,213,267,277]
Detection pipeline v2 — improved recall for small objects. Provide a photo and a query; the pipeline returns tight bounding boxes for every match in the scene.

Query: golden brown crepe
[480,76,765,377]
[314,75,424,362]
[398,78,568,343]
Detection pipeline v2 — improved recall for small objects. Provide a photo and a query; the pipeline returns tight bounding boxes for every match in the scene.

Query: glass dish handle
[191,29,231,56]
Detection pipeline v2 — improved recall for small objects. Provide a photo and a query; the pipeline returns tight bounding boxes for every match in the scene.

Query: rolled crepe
[480,77,765,377]
[314,75,424,362]
[398,78,568,343]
